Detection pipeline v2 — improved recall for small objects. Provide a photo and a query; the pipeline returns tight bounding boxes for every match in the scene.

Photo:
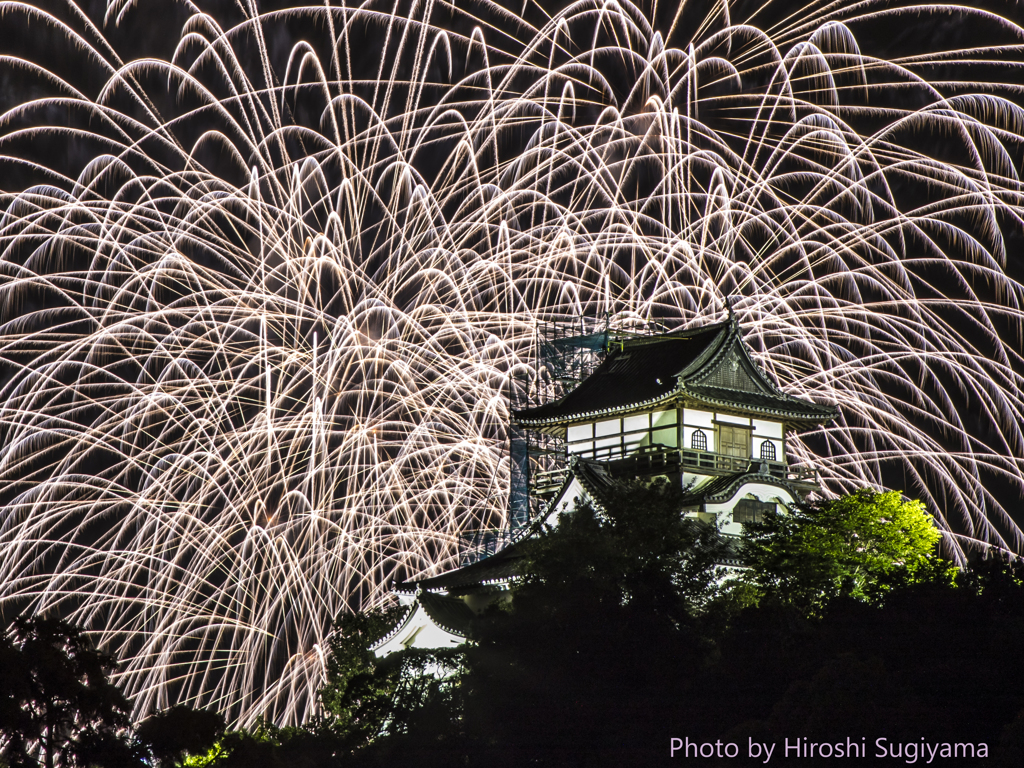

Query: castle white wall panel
[752,419,783,439]
[568,424,593,442]
[623,414,649,432]
[652,409,677,429]
[684,409,714,429]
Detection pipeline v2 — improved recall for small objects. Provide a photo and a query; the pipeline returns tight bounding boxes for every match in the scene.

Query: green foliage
[176,718,341,768]
[308,485,1024,766]
[318,605,408,746]
[365,647,463,736]
[457,478,732,765]
[741,488,956,613]
[0,616,141,768]
[721,553,1024,760]
[135,705,224,768]
[515,478,731,622]
[311,477,733,766]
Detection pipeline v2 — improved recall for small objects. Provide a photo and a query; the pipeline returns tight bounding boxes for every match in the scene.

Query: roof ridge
[618,320,728,349]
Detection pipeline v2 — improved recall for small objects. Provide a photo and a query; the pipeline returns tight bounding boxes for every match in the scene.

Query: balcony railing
[557,444,819,486]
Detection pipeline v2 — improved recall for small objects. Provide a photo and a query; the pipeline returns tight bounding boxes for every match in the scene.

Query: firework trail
[0,0,1023,725]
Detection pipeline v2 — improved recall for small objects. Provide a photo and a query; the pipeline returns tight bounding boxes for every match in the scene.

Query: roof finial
[725,294,738,323]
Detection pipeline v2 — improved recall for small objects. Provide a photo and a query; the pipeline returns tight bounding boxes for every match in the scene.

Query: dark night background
[7,0,1022,528]
[1,0,1024,752]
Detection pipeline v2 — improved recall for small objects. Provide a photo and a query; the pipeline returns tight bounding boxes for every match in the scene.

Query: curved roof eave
[679,388,839,424]
[369,603,417,652]
[515,388,837,428]
[515,391,680,428]
[699,470,808,505]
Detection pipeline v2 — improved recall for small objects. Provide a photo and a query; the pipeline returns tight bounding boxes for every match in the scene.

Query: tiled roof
[514,318,838,426]
[397,544,524,592]
[418,592,477,636]
[514,323,726,424]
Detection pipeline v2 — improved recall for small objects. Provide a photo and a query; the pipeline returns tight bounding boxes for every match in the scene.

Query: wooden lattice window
[691,429,707,451]
[733,498,775,524]
[759,440,777,462]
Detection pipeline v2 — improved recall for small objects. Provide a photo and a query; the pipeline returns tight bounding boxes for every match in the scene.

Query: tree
[514,477,731,621]
[135,705,225,768]
[312,484,1024,765]
[318,605,411,748]
[712,552,1024,762]
[176,718,352,768]
[0,616,141,768]
[460,478,732,766]
[740,488,956,615]
[315,477,733,767]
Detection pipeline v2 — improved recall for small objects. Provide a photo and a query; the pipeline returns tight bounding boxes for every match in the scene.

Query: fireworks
[0,0,1023,725]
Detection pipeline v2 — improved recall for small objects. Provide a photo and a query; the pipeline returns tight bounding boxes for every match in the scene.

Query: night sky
[1,0,1023,724]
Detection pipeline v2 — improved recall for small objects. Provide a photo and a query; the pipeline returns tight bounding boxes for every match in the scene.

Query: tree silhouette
[0,616,140,768]
[135,705,225,767]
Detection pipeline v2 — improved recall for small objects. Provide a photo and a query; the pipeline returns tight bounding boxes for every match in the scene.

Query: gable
[693,343,760,393]
[516,318,838,428]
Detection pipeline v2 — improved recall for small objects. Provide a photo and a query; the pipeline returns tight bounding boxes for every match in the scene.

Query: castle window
[691,429,707,451]
[759,440,777,462]
[733,498,775,524]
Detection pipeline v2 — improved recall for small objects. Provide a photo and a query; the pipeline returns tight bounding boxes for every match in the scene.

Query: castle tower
[373,316,837,657]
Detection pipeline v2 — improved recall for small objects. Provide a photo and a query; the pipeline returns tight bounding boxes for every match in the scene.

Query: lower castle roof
[398,456,803,595]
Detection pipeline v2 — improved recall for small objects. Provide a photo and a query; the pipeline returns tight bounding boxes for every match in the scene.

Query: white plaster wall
[684,409,714,429]
[543,477,589,525]
[681,470,718,489]
[567,423,594,456]
[568,440,593,455]
[751,420,784,462]
[752,419,783,439]
[652,410,677,429]
[682,426,710,450]
[373,603,468,657]
[754,437,783,461]
[410,621,465,650]
[568,424,593,442]
[652,427,677,448]
[706,480,799,536]
[623,414,648,432]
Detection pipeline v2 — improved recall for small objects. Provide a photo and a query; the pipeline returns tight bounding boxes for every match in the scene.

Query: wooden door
[718,425,751,458]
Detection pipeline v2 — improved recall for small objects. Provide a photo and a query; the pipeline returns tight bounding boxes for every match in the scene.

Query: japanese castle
[373,315,838,657]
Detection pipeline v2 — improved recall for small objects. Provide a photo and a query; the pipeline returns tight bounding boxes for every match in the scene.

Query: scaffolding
[534,315,610,404]
[461,315,664,565]
[458,528,513,567]
[508,316,615,534]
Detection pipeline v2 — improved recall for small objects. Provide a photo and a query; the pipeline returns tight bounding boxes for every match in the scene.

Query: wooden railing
[556,444,819,485]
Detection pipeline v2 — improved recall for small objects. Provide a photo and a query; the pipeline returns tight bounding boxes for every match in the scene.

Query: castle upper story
[513,317,837,489]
